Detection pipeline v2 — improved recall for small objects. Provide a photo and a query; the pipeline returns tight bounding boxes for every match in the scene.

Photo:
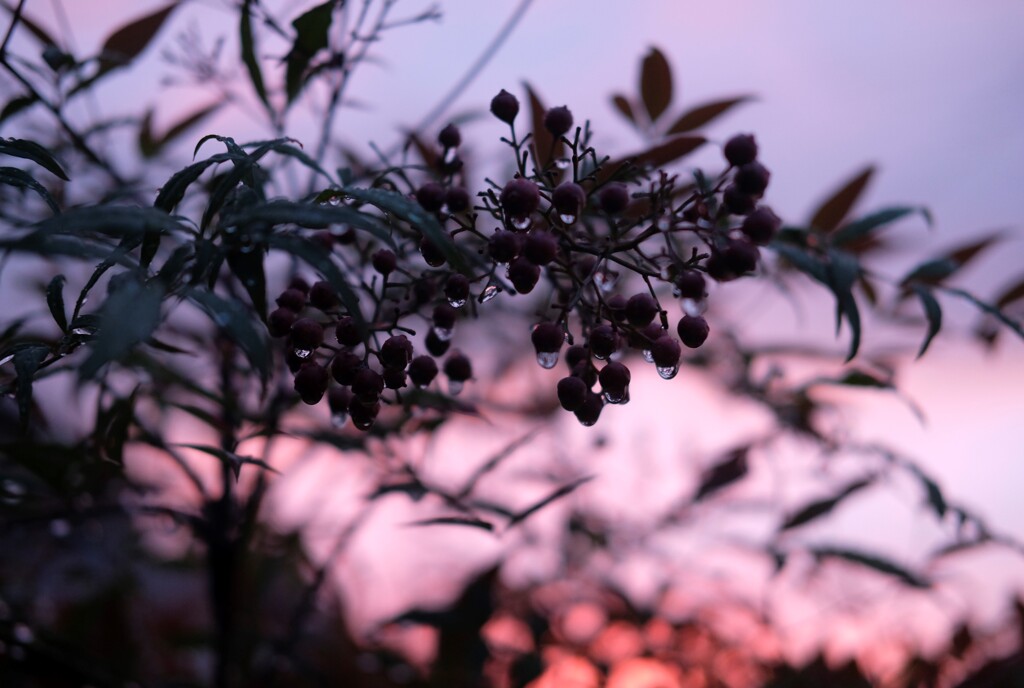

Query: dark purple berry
[677,315,710,348]
[557,376,588,412]
[294,363,329,405]
[723,133,758,167]
[574,391,604,426]
[444,351,472,382]
[500,178,540,220]
[605,294,628,321]
[309,281,337,311]
[598,183,630,214]
[383,367,407,390]
[723,238,759,275]
[625,293,659,327]
[523,231,558,266]
[408,355,438,387]
[372,249,397,275]
[351,367,384,403]
[565,344,589,370]
[420,237,447,267]
[445,274,470,306]
[544,105,573,137]
[552,182,586,218]
[416,182,446,212]
[268,307,297,337]
[734,161,771,195]
[288,277,310,294]
[349,399,380,431]
[531,322,564,354]
[276,288,306,312]
[445,187,470,213]
[723,184,756,215]
[328,386,353,415]
[651,335,681,368]
[741,206,781,245]
[634,322,666,350]
[508,257,540,294]
[380,334,413,369]
[705,249,735,282]
[433,303,457,330]
[589,324,618,360]
[425,329,451,357]
[675,270,706,300]
[599,361,631,398]
[335,316,363,347]
[571,360,598,388]
[291,318,324,350]
[438,123,461,149]
[489,230,521,264]
[490,89,519,124]
[331,351,363,385]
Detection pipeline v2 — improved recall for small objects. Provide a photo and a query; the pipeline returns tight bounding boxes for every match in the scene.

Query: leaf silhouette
[780,478,873,531]
[640,47,672,122]
[694,446,749,501]
[912,285,942,358]
[97,2,179,77]
[667,96,751,134]
[408,516,494,531]
[507,476,594,527]
[812,546,930,588]
[809,166,875,233]
[610,94,636,125]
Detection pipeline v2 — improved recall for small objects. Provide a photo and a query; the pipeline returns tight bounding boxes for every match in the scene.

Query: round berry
[625,293,659,327]
[565,344,589,370]
[425,329,450,357]
[416,182,446,212]
[380,334,413,369]
[589,324,618,360]
[598,183,630,215]
[650,335,681,368]
[445,187,470,213]
[408,355,439,387]
[723,238,759,275]
[288,277,310,294]
[605,294,628,321]
[419,237,447,267]
[723,133,758,167]
[328,386,353,415]
[675,270,706,300]
[508,257,541,294]
[331,351,363,385]
[488,230,521,264]
[571,360,598,388]
[523,231,558,266]
[372,249,397,276]
[291,318,324,350]
[531,322,564,354]
[276,288,306,312]
[677,315,710,348]
[500,178,540,220]
[433,303,457,331]
[574,391,604,426]
[552,182,586,218]
[444,351,472,382]
[445,274,470,305]
[349,399,380,431]
[741,206,781,245]
[544,105,574,137]
[723,184,756,215]
[599,361,631,397]
[438,123,461,149]
[383,367,407,390]
[634,322,666,350]
[308,281,337,311]
[490,89,519,124]
[335,316,363,347]
[294,363,329,405]
[268,307,297,337]
[351,367,384,403]
[557,376,588,412]
[734,162,771,196]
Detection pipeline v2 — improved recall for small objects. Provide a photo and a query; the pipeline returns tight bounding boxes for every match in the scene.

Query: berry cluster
[270,91,782,429]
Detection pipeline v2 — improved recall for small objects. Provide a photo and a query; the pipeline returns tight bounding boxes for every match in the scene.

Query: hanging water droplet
[593,350,608,361]
[293,348,313,359]
[536,351,559,369]
[642,349,654,364]
[593,270,619,293]
[478,285,500,303]
[554,157,571,170]
[681,297,708,317]
[656,365,679,380]
[71,327,92,336]
[0,354,12,367]
[330,412,348,428]
[327,195,342,206]
[559,213,577,225]
[447,297,467,309]
[578,416,598,427]
[448,380,464,396]
[511,216,532,231]
[49,519,71,538]
[432,326,453,342]
[659,264,672,280]
[352,416,374,431]
[12,624,33,644]
[656,215,672,231]
[443,147,458,164]
[603,388,629,405]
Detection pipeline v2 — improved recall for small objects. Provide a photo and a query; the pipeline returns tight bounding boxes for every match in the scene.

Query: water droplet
[352,416,374,431]
[12,624,33,644]
[478,285,500,303]
[603,388,629,405]
[656,365,679,380]
[593,270,619,293]
[239,244,255,254]
[659,264,672,280]
[71,327,92,336]
[49,519,71,538]
[331,412,348,428]
[559,213,577,225]
[0,354,12,367]
[432,326,453,342]
[578,416,597,427]
[2,479,25,497]
[328,195,342,206]
[554,157,571,170]
[593,350,608,361]
[642,349,654,364]
[656,216,672,231]
[681,297,707,317]
[294,348,313,359]
[443,147,458,164]
[536,351,559,369]
[511,216,532,231]
[448,380,464,396]
[447,297,466,309]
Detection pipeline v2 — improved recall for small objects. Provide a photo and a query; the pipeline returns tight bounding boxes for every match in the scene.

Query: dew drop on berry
[331,412,348,428]
[681,297,708,317]
[432,325,453,342]
[559,213,577,225]
[656,364,679,380]
[443,147,458,164]
[294,348,313,359]
[536,351,559,369]
[603,389,627,404]
[554,157,571,170]
[448,380,464,396]
[511,216,532,231]
[447,297,467,309]
[479,285,500,303]
[642,349,655,364]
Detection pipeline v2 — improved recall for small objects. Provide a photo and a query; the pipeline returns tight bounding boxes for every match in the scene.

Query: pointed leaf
[942,287,1024,340]
[610,94,636,125]
[640,47,672,122]
[285,0,334,104]
[780,478,873,531]
[0,138,69,180]
[825,249,862,360]
[830,206,931,247]
[667,96,751,134]
[809,166,875,233]
[694,446,749,501]
[98,2,178,73]
[223,198,394,247]
[240,0,270,113]
[80,278,165,378]
[0,166,59,213]
[45,275,67,332]
[508,476,594,527]
[225,247,267,320]
[599,135,706,184]
[154,154,238,212]
[1,95,38,122]
[995,276,1024,311]
[408,516,494,531]
[188,287,271,385]
[812,546,930,588]
[900,233,1002,290]
[911,285,942,358]
[13,344,48,432]
[138,102,221,158]
[175,443,279,480]
[524,82,563,171]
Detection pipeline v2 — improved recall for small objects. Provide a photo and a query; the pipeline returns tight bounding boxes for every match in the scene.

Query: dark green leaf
[155,154,238,212]
[0,232,129,263]
[408,516,494,531]
[941,287,1024,340]
[640,47,672,122]
[996,276,1024,310]
[900,233,1002,290]
[256,139,331,180]
[13,344,48,432]
[38,205,186,237]
[508,476,594,527]
[524,82,562,171]
[0,95,38,122]
[809,166,875,233]
[138,102,221,158]
[912,285,942,358]
[225,248,267,320]
[285,0,334,104]
[694,446,749,501]
[94,388,138,463]
[771,242,828,282]
[0,166,59,213]
[0,138,70,180]
[830,206,931,247]
[223,198,394,246]
[80,278,165,378]
[666,96,751,134]
[780,478,873,531]
[175,443,278,480]
[45,275,67,332]
[812,546,930,588]
[240,0,271,113]
[188,287,271,385]
[611,94,636,125]
[825,249,862,360]
[266,233,363,327]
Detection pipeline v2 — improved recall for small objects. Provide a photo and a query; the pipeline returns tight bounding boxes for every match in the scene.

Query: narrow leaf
[780,478,873,530]
[830,206,931,247]
[524,82,563,171]
[138,102,221,158]
[610,94,636,125]
[225,247,267,320]
[942,287,1024,340]
[408,516,494,531]
[995,276,1024,310]
[0,166,59,213]
[0,138,70,180]
[240,0,271,112]
[1,95,38,122]
[912,285,942,358]
[508,476,594,527]
[900,233,1002,290]
[45,275,68,332]
[694,446,749,501]
[640,47,672,122]
[98,2,179,73]
[176,443,278,480]
[80,278,165,378]
[188,287,271,385]
[809,166,875,233]
[223,198,394,247]
[825,249,862,360]
[13,344,48,432]
[284,0,334,104]
[667,96,751,134]
[154,154,237,212]
[813,546,930,588]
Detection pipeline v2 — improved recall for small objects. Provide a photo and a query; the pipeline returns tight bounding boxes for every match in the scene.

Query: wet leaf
[0,138,69,180]
[188,287,271,385]
[155,153,238,212]
[694,446,749,501]
[911,285,942,358]
[223,198,393,247]
[667,96,751,134]
[80,277,165,378]
[780,478,873,530]
[39,205,185,237]
[285,0,334,104]
[0,166,59,213]
[45,275,67,332]
[640,47,672,122]
[240,0,270,113]
[809,166,875,233]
